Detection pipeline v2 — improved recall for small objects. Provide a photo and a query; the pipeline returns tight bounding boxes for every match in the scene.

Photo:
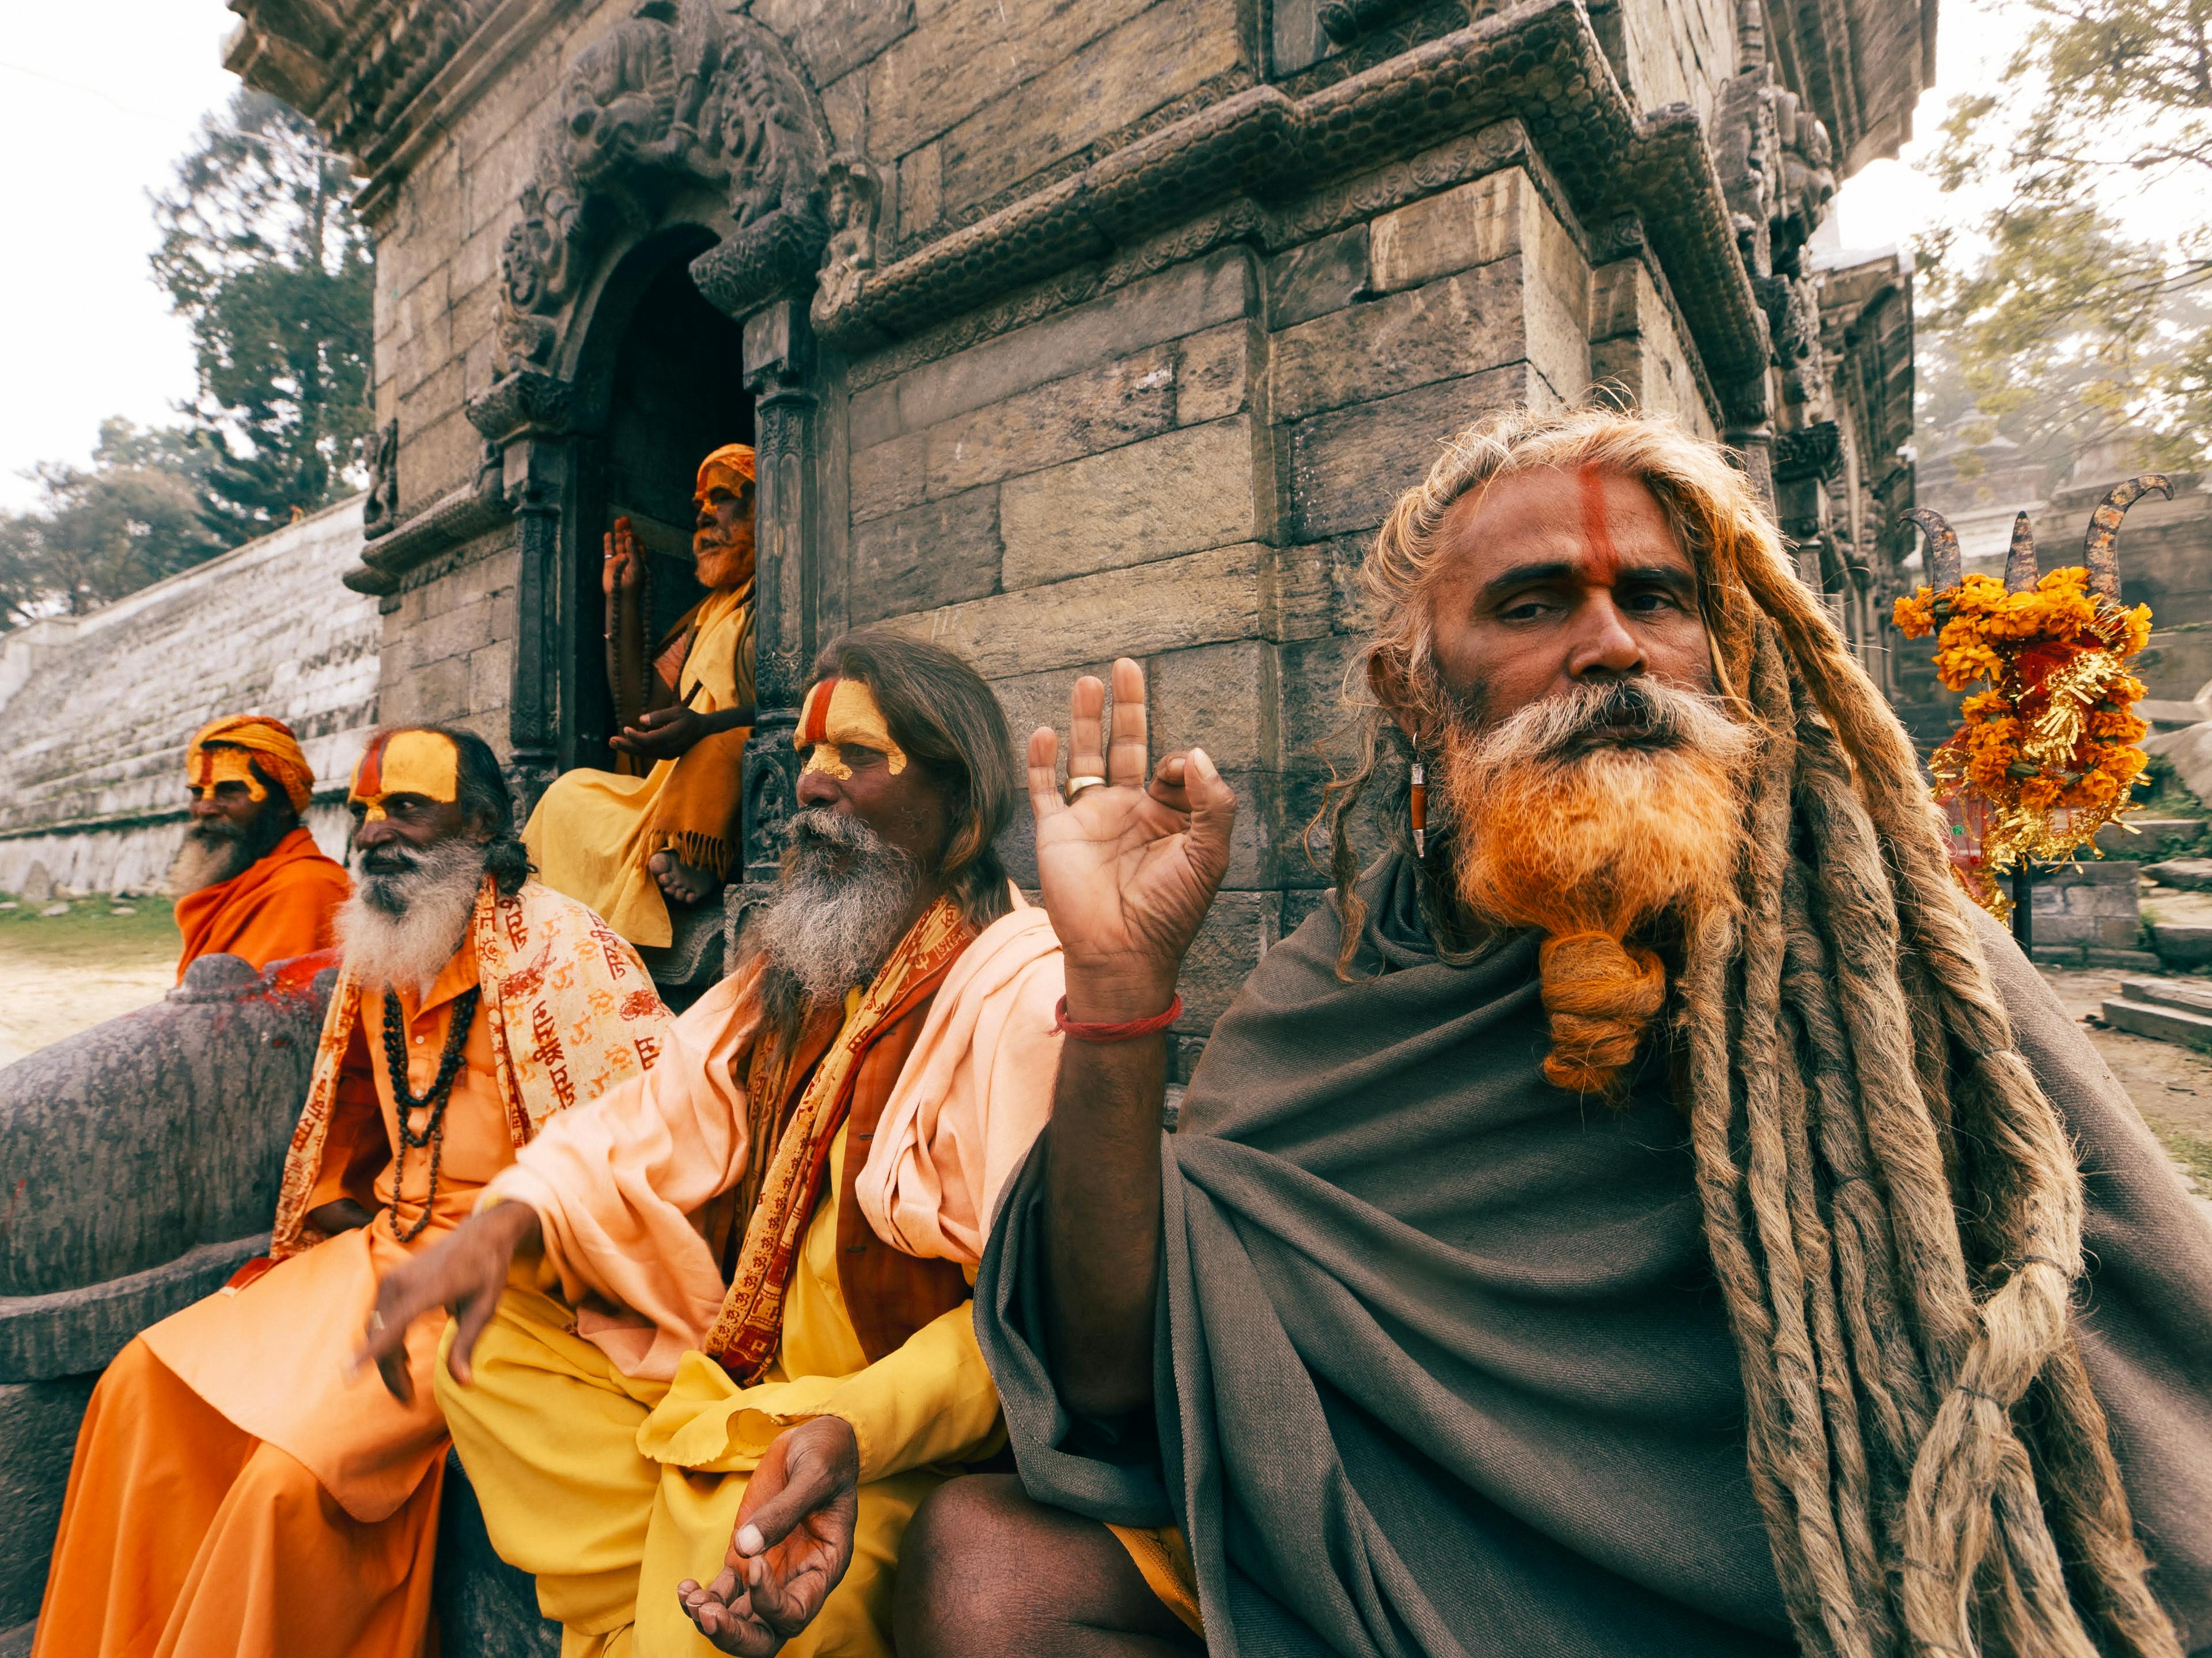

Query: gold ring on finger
[1066,775,1108,800]
[369,1311,387,1334]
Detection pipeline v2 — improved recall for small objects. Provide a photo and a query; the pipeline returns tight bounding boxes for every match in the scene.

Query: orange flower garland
[1893,567,2152,913]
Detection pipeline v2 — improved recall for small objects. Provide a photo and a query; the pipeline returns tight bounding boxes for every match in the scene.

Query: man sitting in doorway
[894,407,2212,1656]
[525,442,757,948]
[362,632,1065,1657]
[170,713,350,978]
[36,724,672,1658]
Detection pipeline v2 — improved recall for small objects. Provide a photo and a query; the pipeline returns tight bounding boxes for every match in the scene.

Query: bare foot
[648,850,721,907]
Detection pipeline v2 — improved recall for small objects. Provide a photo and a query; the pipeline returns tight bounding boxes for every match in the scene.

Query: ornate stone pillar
[467,369,579,814]
[737,299,820,886]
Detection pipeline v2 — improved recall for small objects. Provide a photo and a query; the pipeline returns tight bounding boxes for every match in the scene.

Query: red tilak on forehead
[798,678,839,748]
[354,730,388,796]
[1579,465,1623,583]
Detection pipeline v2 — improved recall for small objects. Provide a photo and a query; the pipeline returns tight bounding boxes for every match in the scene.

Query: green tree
[1920,0,2212,490]
[0,419,228,625]
[152,87,374,537]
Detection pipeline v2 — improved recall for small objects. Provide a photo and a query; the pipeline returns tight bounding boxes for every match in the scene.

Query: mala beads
[382,984,483,1243]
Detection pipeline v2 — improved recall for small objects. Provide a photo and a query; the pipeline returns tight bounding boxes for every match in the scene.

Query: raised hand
[677,1416,861,1655]
[352,1201,539,1403]
[1028,658,1237,1020]
[603,517,643,597]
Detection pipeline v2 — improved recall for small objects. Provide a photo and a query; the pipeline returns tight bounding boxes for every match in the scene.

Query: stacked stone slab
[0,497,379,897]
[226,0,1931,1050]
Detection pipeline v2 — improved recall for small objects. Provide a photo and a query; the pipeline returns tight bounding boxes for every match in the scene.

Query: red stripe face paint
[1580,465,1622,585]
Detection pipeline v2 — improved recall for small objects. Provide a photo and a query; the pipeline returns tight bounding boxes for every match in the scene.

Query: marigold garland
[1893,567,2152,915]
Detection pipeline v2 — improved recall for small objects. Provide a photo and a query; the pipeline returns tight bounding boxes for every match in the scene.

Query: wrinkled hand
[1029,658,1236,1019]
[612,703,707,760]
[677,1416,861,1655]
[353,1201,538,1404]
[603,518,643,597]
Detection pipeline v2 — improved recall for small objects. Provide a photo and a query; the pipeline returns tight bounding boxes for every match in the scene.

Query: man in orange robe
[35,724,674,1658]
[362,634,1065,1657]
[170,714,350,980]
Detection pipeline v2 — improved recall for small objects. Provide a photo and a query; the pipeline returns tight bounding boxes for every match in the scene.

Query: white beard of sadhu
[336,838,490,996]
[1441,676,1755,1099]
[748,805,920,1004]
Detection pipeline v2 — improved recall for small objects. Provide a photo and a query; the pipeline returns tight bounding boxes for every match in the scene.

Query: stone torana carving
[494,0,834,374]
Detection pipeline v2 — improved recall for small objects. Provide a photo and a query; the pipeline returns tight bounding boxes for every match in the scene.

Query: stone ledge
[823,0,1763,393]
[0,1235,270,1385]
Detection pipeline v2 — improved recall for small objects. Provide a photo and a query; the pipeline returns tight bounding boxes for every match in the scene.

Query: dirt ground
[2040,965,2212,1192]
[0,898,179,1070]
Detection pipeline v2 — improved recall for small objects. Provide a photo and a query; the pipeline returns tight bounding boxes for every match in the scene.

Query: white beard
[749,807,919,1003]
[336,838,488,995]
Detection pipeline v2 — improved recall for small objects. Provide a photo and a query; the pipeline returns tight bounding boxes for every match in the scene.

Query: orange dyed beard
[1441,680,1751,1098]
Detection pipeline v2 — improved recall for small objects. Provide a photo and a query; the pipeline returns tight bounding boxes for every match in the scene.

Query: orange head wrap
[697,443,756,498]
[187,715,313,815]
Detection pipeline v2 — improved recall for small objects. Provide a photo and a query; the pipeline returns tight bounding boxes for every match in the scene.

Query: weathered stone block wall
[0,498,378,895]
[273,0,1921,1046]
[372,533,520,754]
[842,138,1710,1067]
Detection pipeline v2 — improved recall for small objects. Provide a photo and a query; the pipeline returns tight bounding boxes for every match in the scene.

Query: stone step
[2101,995,2212,1054]
[2119,977,2212,1016]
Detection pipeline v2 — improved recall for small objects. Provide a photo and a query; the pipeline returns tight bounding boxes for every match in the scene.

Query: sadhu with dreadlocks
[889,407,2212,1658]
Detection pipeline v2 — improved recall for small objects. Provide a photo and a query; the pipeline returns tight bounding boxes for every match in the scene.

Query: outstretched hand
[1028,658,1237,1019]
[677,1415,861,1655]
[352,1201,538,1404]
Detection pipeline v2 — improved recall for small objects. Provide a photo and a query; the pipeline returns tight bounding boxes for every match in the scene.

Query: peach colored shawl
[484,894,1064,1380]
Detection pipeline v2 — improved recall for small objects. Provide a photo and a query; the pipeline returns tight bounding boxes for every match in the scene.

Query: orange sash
[702,896,973,1380]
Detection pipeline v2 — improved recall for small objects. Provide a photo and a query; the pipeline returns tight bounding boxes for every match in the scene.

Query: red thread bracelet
[1055,993,1182,1043]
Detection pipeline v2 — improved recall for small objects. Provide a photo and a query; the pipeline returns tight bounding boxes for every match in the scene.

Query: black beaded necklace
[382,984,483,1243]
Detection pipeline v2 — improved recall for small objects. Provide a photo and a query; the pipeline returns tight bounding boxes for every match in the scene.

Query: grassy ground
[0,893,179,1068]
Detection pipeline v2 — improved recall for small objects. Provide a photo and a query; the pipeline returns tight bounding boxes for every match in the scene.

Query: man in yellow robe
[361,633,1065,1657]
[169,714,351,978]
[35,725,673,1658]
[525,443,757,947]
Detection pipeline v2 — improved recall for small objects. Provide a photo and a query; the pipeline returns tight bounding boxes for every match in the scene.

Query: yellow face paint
[794,677,908,781]
[349,730,461,821]
[187,745,268,803]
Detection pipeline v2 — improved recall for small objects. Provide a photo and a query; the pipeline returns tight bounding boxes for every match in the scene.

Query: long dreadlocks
[1321,406,2181,1658]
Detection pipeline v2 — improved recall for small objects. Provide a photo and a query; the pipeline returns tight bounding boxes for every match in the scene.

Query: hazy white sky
[0,0,2026,513]
[0,2,238,511]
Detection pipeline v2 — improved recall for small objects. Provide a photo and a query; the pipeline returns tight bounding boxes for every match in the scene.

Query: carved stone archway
[460,0,844,841]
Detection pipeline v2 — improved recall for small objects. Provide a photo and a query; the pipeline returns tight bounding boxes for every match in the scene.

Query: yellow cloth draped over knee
[442,894,1065,1655]
[525,583,753,948]
[441,1133,1004,1657]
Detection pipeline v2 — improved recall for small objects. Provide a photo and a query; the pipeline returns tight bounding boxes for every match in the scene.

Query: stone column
[468,370,579,813]
[738,299,820,886]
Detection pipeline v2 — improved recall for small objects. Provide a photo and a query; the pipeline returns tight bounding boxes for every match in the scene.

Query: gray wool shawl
[974,852,2212,1656]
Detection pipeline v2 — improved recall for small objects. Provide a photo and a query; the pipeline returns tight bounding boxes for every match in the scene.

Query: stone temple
[215,0,1929,1056]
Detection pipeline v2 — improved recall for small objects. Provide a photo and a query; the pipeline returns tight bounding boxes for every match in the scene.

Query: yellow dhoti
[442,1285,960,1658]
[440,1129,1004,1658]
[527,586,754,948]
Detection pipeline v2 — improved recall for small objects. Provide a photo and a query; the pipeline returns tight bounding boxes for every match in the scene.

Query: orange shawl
[270,878,675,1259]
[173,826,350,981]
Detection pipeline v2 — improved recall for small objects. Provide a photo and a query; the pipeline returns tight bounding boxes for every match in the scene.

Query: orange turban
[696,443,755,496]
[186,715,314,814]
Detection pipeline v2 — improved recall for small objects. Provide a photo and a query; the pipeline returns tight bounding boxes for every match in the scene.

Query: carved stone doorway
[569,232,755,772]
